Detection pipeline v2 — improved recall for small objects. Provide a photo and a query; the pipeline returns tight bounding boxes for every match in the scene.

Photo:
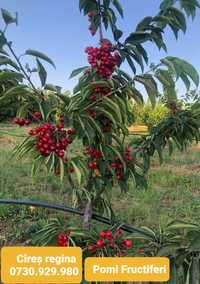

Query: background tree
[0,0,200,233]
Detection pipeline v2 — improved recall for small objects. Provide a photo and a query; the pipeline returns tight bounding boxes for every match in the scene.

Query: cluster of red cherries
[90,86,112,102]
[111,158,124,181]
[57,233,69,246]
[111,148,133,180]
[85,146,102,159]
[13,112,42,127]
[85,146,102,170]
[28,118,76,158]
[125,147,133,162]
[88,229,133,255]
[88,86,113,121]
[13,117,31,127]
[85,41,120,78]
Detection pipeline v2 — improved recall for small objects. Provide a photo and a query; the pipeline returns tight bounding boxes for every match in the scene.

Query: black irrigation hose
[0,199,153,238]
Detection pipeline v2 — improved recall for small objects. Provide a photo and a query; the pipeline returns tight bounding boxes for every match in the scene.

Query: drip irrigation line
[0,199,153,238]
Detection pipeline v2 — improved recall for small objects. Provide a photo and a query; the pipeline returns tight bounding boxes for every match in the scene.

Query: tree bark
[83,171,93,231]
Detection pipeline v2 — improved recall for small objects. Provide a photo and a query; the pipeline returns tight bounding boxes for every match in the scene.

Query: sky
[0,0,200,95]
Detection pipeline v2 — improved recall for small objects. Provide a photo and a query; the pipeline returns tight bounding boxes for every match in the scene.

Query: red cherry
[123,239,133,249]
[88,161,97,169]
[57,151,65,158]
[44,150,50,157]
[88,11,93,18]
[100,231,107,238]
[56,123,64,129]
[67,129,76,135]
[126,155,133,162]
[33,112,42,120]
[24,119,31,126]
[111,162,117,169]
[96,240,105,249]
[105,230,113,240]
[50,145,56,151]
[55,168,61,175]
[43,144,49,149]
[88,245,97,252]
[57,233,68,246]
[29,129,35,136]
[69,166,75,173]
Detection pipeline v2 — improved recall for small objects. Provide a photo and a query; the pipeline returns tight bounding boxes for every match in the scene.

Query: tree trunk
[83,171,93,231]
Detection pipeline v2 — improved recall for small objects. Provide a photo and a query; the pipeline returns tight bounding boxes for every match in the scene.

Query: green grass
[1,122,200,243]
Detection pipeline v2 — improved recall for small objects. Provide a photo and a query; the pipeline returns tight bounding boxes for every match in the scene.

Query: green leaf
[136,17,153,31]
[1,9,17,25]
[189,257,200,284]
[136,44,149,64]
[69,66,89,79]
[166,57,199,87]
[113,29,123,41]
[71,161,82,186]
[112,0,123,17]
[44,84,58,92]
[157,244,180,256]
[0,32,7,49]
[0,71,24,82]
[180,0,200,19]
[36,59,47,87]
[0,56,20,71]
[25,49,56,68]
[125,32,151,44]
[160,0,175,10]
[126,86,144,105]
[59,158,65,182]
[167,221,198,230]
[79,0,87,11]
[126,55,136,73]
[135,75,158,108]
[169,7,187,33]
[189,236,200,251]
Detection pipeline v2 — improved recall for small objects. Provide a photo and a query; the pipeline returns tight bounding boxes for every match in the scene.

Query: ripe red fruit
[43,144,49,149]
[96,239,105,249]
[88,11,93,18]
[56,123,64,129]
[88,109,97,118]
[67,129,76,135]
[105,230,113,240]
[57,151,65,158]
[32,111,42,120]
[111,162,117,169]
[69,166,75,173]
[88,244,97,252]
[100,231,107,238]
[85,44,120,78]
[50,145,56,151]
[29,129,37,136]
[88,161,98,169]
[123,239,133,249]
[13,117,27,127]
[126,155,133,162]
[24,119,31,126]
[57,233,68,246]
[55,168,61,175]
